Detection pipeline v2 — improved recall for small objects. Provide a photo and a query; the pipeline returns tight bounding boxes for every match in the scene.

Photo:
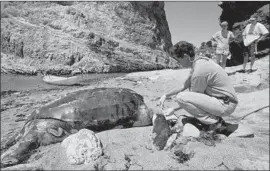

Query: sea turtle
[1,88,154,167]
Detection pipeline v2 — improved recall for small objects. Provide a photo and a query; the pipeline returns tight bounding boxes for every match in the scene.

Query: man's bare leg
[216,54,222,66]
[175,92,226,124]
[221,54,227,69]
[249,42,256,71]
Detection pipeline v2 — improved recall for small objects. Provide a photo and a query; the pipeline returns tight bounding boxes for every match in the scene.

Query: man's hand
[255,38,260,44]
[255,34,266,43]
[163,107,175,116]
[158,95,167,109]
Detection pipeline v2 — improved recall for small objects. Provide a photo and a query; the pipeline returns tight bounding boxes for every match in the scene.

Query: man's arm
[159,74,191,109]
[229,31,235,44]
[256,23,269,42]
[164,74,207,114]
[210,37,216,42]
[230,31,235,39]
[164,75,191,98]
[161,76,191,114]
[211,32,219,42]
[242,25,249,38]
[190,75,207,93]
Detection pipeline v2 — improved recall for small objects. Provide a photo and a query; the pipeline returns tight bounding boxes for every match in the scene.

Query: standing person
[159,46,238,127]
[242,16,269,73]
[212,21,235,69]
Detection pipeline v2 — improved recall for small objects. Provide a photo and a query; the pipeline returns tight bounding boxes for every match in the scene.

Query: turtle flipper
[47,127,64,137]
[1,131,21,150]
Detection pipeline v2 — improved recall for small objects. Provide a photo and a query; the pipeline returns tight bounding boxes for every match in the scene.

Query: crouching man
[159,46,238,130]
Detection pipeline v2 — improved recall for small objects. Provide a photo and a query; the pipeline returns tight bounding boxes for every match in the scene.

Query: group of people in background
[211,15,269,73]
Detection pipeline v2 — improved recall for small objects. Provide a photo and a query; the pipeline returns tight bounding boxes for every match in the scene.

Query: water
[1,73,265,94]
[1,73,126,92]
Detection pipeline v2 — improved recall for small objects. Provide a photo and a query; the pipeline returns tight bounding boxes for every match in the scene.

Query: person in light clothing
[159,46,238,126]
[212,21,235,69]
[242,16,269,73]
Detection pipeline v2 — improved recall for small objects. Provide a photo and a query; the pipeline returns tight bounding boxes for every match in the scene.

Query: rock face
[219,2,269,30]
[218,2,269,66]
[1,1,180,75]
[61,129,103,165]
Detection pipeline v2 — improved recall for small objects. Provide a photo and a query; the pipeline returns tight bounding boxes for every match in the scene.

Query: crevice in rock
[124,154,132,171]
[93,162,107,171]
[214,158,231,170]
[171,148,195,164]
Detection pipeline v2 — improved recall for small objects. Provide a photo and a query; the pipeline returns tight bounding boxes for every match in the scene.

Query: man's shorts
[216,48,230,56]
[244,42,256,58]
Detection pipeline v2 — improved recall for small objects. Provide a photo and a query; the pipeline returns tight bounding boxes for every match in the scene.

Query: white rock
[182,123,200,138]
[164,133,178,150]
[228,124,254,138]
[61,129,103,165]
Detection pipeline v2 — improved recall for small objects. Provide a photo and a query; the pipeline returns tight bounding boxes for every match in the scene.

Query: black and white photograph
[1,1,269,170]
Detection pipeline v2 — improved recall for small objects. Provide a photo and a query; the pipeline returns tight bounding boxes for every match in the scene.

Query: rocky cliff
[1,1,180,75]
[219,2,269,66]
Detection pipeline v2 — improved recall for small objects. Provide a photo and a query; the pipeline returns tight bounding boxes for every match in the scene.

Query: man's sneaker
[197,115,220,125]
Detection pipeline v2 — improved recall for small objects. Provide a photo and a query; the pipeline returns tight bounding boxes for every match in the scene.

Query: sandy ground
[1,57,269,170]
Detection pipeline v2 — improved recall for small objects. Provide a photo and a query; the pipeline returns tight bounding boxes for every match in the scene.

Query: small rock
[227,124,254,138]
[217,134,227,140]
[175,136,191,145]
[61,129,103,165]
[170,116,185,133]
[164,133,178,150]
[71,69,82,75]
[182,123,200,138]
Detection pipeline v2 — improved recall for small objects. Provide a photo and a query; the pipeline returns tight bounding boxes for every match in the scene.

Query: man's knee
[250,55,256,62]
[176,92,191,105]
[243,56,248,63]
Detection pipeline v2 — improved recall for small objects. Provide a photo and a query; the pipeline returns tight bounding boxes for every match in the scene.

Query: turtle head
[1,119,76,167]
[133,105,154,127]
[1,120,40,167]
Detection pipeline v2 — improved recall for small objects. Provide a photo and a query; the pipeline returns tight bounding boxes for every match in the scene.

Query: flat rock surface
[1,57,269,170]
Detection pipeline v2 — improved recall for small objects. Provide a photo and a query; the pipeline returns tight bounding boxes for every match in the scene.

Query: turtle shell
[27,88,146,127]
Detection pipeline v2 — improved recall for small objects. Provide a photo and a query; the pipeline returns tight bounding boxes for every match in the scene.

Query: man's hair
[170,41,195,59]
[220,21,228,26]
[249,15,257,21]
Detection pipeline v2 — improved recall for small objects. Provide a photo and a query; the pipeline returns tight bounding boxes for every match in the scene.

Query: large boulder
[1,1,180,75]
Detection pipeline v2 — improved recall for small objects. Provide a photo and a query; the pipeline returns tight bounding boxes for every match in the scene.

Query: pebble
[182,123,200,138]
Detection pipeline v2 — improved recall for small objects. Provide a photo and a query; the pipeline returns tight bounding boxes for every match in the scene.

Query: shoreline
[0,72,127,92]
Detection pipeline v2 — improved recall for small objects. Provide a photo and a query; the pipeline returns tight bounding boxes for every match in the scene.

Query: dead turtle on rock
[1,88,154,167]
